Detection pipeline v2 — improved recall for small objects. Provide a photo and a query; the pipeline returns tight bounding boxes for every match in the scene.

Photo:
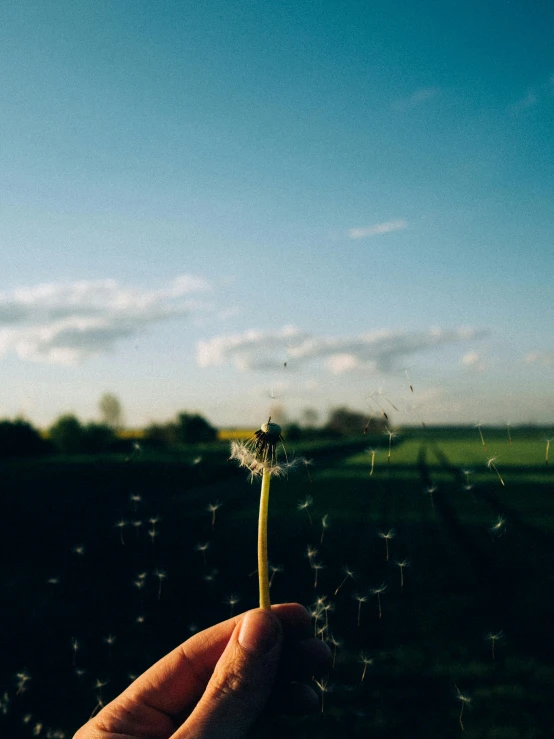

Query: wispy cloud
[0,275,211,364]
[348,220,407,239]
[197,325,487,374]
[524,351,554,366]
[392,87,440,111]
[508,74,554,114]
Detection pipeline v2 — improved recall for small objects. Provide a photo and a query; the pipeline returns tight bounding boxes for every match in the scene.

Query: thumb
[176,609,283,739]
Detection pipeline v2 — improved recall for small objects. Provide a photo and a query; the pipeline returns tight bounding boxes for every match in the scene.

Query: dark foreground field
[1,428,554,738]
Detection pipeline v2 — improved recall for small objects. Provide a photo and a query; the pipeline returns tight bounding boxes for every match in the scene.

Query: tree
[99,393,124,430]
[324,407,385,436]
[175,413,217,444]
[0,419,50,459]
[49,414,116,454]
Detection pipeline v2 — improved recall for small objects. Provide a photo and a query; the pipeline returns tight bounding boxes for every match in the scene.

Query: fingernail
[239,610,281,655]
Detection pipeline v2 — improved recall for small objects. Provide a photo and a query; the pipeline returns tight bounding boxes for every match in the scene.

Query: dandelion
[396,559,410,591]
[487,457,505,486]
[230,419,304,610]
[378,529,395,561]
[475,422,487,452]
[370,584,387,620]
[298,496,313,525]
[455,686,471,731]
[207,501,222,529]
[486,630,504,660]
[224,593,240,616]
[195,541,210,566]
[154,569,167,600]
[334,566,355,596]
[359,653,373,681]
[320,514,329,544]
[354,593,367,627]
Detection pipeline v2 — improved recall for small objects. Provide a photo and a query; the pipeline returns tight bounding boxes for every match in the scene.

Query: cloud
[348,220,408,239]
[525,351,554,366]
[0,275,211,364]
[197,325,487,374]
[392,87,440,110]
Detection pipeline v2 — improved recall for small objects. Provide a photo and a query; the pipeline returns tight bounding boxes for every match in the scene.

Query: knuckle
[209,664,257,706]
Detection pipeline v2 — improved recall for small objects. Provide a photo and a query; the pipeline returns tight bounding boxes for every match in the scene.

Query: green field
[1,427,553,738]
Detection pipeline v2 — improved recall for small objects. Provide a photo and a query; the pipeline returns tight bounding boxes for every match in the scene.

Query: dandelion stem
[258,466,271,610]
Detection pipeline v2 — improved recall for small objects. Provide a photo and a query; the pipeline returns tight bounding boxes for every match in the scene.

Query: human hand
[73,602,330,739]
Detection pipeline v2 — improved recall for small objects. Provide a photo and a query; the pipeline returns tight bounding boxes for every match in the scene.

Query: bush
[0,419,51,459]
[175,413,217,444]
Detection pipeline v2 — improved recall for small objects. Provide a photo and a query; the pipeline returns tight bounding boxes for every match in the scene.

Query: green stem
[258,466,271,610]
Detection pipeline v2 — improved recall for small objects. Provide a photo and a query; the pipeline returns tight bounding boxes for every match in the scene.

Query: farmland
[1,426,553,738]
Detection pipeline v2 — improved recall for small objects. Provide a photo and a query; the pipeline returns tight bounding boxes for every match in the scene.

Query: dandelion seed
[203,568,219,583]
[486,630,504,660]
[475,422,487,452]
[378,529,395,561]
[72,545,85,556]
[385,427,398,463]
[46,576,60,586]
[154,569,167,600]
[298,496,313,525]
[311,562,324,589]
[545,438,553,465]
[207,501,222,529]
[425,485,438,510]
[370,584,387,620]
[114,520,128,546]
[148,515,161,528]
[135,615,145,624]
[71,638,79,666]
[303,457,314,483]
[224,593,240,616]
[396,559,410,591]
[367,448,376,476]
[404,368,414,393]
[320,514,329,544]
[148,528,158,545]
[334,566,355,596]
[359,652,373,681]
[354,593,367,627]
[490,515,506,536]
[32,722,43,736]
[329,636,342,669]
[195,541,210,566]
[306,545,318,563]
[487,457,505,486]
[506,422,513,446]
[313,676,331,713]
[269,563,283,588]
[455,687,471,731]
[15,671,31,695]
[104,635,116,660]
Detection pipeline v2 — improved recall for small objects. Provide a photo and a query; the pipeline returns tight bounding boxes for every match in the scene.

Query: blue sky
[1,0,553,428]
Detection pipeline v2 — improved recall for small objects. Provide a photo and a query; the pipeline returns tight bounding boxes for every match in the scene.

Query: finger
[174,609,283,739]
[90,603,310,733]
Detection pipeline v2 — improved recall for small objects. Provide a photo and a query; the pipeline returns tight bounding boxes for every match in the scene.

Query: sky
[1,0,553,429]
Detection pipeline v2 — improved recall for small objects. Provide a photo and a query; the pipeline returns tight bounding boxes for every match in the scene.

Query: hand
[73,603,331,739]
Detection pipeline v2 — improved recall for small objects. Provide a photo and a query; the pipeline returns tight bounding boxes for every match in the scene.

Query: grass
[1,427,553,738]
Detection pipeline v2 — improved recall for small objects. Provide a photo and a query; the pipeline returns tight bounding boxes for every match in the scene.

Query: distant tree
[0,419,51,459]
[99,393,124,430]
[49,414,116,454]
[325,407,385,436]
[301,408,319,429]
[175,413,217,444]
[283,422,302,441]
[143,422,178,448]
[82,422,117,453]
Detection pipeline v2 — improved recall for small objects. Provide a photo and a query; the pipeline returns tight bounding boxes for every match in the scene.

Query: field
[1,427,553,738]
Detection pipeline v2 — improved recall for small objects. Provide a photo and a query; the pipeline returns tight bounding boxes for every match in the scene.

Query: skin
[74,603,331,739]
